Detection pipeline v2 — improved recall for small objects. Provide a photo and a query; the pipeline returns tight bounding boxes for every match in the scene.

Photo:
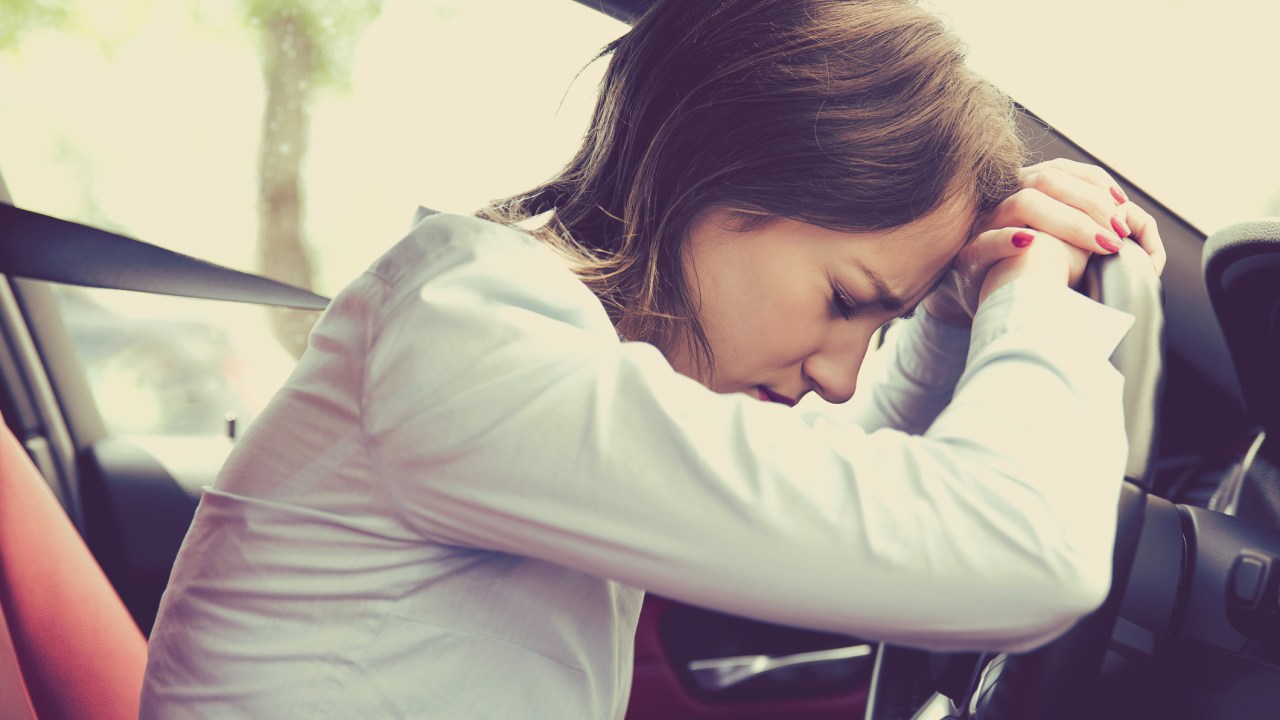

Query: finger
[1020,164,1130,242]
[954,228,1060,313]
[1031,160,1163,266]
[1022,158,1126,206]
[1121,203,1167,276]
[955,227,1038,283]
[957,226,1075,311]
[986,187,1123,255]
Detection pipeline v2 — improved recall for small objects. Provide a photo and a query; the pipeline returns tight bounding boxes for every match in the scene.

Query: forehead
[837,198,976,299]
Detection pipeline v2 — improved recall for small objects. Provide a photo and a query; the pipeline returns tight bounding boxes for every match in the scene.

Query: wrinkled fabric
[141,209,1132,719]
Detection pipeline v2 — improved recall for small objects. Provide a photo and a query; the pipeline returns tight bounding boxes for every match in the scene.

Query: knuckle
[1132,204,1156,222]
[1126,206,1159,233]
[1085,165,1115,187]
[1007,187,1043,212]
[1020,163,1051,181]
[1022,166,1061,192]
[1053,157,1113,187]
[1081,211,1106,232]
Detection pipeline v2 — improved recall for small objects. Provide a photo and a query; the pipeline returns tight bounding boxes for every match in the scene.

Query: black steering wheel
[865,241,1165,720]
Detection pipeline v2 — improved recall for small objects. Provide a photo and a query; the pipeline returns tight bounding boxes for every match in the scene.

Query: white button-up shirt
[140,209,1132,719]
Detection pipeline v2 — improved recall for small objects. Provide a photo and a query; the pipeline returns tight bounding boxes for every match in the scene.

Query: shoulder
[364,208,614,338]
[367,210,539,287]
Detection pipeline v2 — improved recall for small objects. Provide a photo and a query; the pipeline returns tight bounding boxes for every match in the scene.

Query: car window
[7,0,1271,436]
[928,0,1280,236]
[0,0,627,436]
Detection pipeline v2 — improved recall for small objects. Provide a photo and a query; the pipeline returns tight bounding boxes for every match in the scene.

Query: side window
[50,286,301,436]
[927,0,1280,234]
[0,0,626,437]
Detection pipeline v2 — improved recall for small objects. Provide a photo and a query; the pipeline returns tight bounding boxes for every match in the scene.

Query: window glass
[7,1,1272,434]
[0,0,626,436]
[51,285,296,436]
[930,0,1280,235]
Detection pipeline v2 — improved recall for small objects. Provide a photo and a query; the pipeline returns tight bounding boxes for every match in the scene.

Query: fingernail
[1097,232,1121,253]
[1110,214,1131,238]
[1012,230,1035,248]
[1110,185,1128,205]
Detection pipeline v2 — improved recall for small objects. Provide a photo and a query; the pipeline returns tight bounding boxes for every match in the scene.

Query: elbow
[1029,501,1118,640]
[991,545,1113,653]
[1043,554,1111,627]
[977,466,1120,652]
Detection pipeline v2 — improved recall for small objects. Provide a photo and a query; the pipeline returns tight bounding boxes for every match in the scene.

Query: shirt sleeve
[360,219,1134,653]
[807,308,973,435]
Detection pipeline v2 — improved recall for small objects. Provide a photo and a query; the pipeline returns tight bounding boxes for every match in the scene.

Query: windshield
[929,0,1280,236]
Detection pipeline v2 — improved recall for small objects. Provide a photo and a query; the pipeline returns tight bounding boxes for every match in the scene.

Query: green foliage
[243,0,384,90]
[0,0,70,49]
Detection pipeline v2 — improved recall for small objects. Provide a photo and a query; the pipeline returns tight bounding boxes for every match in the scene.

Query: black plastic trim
[570,0,648,23]
[1174,504,1280,654]
[79,438,200,635]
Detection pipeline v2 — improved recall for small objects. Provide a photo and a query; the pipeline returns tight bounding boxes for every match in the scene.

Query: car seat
[0,414,147,720]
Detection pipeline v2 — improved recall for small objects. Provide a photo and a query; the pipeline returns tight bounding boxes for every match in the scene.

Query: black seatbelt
[0,203,329,310]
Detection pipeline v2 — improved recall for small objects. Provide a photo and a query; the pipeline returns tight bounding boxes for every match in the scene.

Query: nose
[803,325,875,405]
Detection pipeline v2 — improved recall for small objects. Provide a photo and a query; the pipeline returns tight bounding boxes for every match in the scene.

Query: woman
[141,0,1164,717]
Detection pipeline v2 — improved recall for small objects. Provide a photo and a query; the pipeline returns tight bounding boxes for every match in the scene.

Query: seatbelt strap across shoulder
[0,203,329,310]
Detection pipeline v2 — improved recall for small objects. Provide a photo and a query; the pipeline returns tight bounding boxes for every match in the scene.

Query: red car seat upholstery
[0,417,147,720]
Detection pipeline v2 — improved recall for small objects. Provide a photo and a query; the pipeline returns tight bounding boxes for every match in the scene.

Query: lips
[756,386,797,407]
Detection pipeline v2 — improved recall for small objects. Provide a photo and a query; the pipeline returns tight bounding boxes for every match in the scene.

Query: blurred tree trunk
[257,7,318,359]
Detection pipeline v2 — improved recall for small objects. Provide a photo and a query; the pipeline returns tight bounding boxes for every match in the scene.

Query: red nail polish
[1012,230,1035,248]
[1110,215,1131,238]
[1097,233,1121,253]
[1110,186,1128,205]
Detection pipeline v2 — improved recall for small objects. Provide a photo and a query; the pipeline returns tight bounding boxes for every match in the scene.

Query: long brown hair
[479,0,1024,373]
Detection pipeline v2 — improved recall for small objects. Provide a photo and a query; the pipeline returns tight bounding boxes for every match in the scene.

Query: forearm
[372,286,1130,651]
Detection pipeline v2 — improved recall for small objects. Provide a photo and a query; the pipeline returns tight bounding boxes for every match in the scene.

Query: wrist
[921,292,972,328]
[979,251,1069,306]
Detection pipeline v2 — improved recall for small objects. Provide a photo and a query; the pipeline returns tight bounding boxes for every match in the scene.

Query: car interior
[2,0,1280,718]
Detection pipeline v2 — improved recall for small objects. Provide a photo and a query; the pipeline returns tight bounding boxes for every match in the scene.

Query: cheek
[704,294,825,385]
[683,242,826,389]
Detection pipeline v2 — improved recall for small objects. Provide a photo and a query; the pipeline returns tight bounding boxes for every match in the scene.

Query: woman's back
[140,213,644,719]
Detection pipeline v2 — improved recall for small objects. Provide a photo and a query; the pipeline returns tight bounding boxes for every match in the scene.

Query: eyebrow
[856,262,952,316]
[855,262,908,313]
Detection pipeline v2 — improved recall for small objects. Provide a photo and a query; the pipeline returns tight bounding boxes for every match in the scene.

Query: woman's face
[674,202,974,405]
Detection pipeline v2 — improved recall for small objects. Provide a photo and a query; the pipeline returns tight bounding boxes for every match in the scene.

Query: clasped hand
[924,158,1167,326]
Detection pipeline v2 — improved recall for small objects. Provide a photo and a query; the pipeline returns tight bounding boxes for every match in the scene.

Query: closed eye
[831,284,859,321]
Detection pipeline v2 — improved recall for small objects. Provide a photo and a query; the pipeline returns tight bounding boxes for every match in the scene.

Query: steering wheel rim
[866,243,1165,720]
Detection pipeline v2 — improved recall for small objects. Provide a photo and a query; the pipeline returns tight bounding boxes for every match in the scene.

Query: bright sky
[928,0,1280,236]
